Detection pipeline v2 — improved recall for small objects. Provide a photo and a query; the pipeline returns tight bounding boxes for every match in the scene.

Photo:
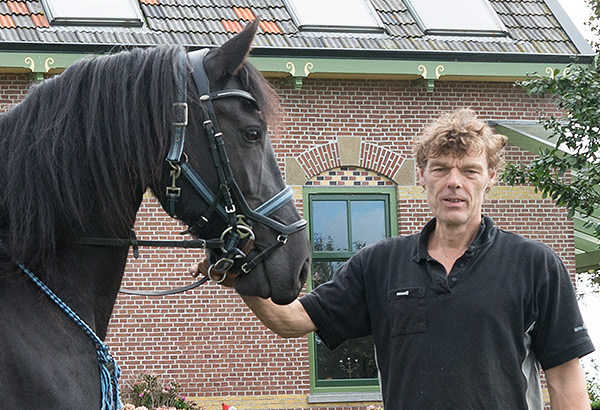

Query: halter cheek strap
[161,48,307,280]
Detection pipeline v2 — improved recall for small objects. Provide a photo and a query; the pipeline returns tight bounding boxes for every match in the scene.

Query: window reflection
[351,200,386,251]
[312,201,348,252]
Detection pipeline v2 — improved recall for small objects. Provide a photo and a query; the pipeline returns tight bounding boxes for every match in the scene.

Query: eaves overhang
[1,43,592,87]
[490,119,600,273]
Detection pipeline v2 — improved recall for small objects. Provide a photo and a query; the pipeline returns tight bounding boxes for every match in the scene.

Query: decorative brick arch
[285,136,415,186]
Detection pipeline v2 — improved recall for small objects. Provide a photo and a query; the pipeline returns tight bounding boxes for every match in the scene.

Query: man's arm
[190,260,317,338]
[545,358,591,410]
[241,295,317,338]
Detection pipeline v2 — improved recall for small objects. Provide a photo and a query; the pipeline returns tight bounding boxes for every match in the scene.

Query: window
[284,0,383,32]
[305,187,397,392]
[404,0,506,35]
[41,0,144,27]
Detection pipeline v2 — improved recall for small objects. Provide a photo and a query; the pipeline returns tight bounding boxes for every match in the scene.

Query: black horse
[0,20,310,409]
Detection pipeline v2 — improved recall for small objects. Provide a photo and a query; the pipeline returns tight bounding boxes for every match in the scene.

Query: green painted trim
[249,55,582,82]
[576,249,600,273]
[0,51,92,73]
[0,51,580,82]
[303,186,398,395]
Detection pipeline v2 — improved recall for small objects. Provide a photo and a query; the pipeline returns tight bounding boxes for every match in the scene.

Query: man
[195,108,594,409]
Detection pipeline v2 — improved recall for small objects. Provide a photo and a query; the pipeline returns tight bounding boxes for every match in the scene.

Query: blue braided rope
[2,244,123,410]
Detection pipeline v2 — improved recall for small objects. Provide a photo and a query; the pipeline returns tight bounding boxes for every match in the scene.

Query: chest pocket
[388,287,426,336]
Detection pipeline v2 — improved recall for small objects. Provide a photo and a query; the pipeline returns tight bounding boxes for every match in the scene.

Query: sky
[556,0,597,42]
[554,0,600,377]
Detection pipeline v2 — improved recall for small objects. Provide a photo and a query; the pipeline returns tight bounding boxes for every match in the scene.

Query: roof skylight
[41,0,144,27]
[404,0,507,35]
[284,0,383,32]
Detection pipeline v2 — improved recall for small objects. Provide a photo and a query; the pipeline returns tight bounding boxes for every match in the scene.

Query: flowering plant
[367,405,383,410]
[125,372,201,410]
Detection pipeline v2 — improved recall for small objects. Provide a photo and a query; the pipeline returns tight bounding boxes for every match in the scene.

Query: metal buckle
[173,102,188,127]
[166,186,181,198]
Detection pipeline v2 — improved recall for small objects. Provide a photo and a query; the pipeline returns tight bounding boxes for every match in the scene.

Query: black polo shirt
[300,216,594,410]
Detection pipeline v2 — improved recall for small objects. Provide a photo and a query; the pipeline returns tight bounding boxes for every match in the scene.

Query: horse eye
[244,129,261,142]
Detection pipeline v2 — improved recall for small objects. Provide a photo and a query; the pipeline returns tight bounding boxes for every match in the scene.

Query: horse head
[155,20,311,305]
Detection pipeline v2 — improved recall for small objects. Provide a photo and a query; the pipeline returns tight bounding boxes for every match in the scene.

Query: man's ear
[418,167,426,187]
[487,168,498,188]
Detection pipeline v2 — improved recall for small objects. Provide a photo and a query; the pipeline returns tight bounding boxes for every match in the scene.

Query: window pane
[405,0,505,33]
[316,335,378,381]
[351,200,386,251]
[312,261,345,287]
[311,260,378,384]
[42,0,142,25]
[285,0,381,29]
[312,201,348,252]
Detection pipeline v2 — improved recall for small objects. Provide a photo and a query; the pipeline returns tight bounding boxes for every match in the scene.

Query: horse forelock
[0,45,184,271]
[236,61,281,128]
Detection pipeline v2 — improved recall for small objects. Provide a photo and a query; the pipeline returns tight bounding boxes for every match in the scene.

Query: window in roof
[404,0,506,35]
[41,0,144,27]
[284,0,383,32]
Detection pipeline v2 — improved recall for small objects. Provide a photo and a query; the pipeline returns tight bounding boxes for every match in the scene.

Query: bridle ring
[220,225,255,241]
[207,264,228,284]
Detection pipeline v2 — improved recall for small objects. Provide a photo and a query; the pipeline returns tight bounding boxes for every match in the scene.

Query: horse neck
[57,192,145,339]
[28,189,145,340]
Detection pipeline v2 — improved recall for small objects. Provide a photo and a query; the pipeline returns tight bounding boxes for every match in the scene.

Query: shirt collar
[413,215,496,262]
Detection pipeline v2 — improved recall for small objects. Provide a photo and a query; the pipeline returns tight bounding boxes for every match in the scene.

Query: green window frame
[303,186,398,393]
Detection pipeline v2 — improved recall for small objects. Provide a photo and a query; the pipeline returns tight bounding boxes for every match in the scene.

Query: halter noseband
[164,49,307,280]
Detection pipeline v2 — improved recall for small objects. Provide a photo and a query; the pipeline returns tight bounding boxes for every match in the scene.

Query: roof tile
[222,19,243,33]
[0,14,16,28]
[30,12,46,27]
[233,7,255,21]
[259,20,281,34]
[0,0,585,57]
[7,1,29,15]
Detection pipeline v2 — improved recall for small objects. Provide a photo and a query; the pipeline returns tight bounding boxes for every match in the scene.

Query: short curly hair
[414,108,507,170]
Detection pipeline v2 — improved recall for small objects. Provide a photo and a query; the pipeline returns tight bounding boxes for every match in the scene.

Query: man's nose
[446,168,462,188]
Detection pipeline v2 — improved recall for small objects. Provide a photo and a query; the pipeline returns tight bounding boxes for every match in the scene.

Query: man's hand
[190,258,237,288]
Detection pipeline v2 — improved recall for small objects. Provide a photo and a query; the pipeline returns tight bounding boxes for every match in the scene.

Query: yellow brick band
[396,185,544,201]
[191,394,382,410]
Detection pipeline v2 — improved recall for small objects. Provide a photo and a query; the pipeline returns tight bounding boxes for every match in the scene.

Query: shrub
[125,372,201,410]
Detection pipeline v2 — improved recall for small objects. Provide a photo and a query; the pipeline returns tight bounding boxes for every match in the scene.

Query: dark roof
[0,0,593,58]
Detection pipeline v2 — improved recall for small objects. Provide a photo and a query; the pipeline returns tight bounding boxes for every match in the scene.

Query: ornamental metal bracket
[285,61,314,90]
[410,64,444,92]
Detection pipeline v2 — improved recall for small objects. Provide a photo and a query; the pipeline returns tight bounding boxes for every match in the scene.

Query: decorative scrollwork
[286,61,296,77]
[44,57,55,72]
[24,57,35,72]
[545,67,555,79]
[435,65,445,79]
[304,62,313,77]
[418,64,427,79]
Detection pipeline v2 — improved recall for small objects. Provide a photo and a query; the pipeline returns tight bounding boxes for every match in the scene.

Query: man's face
[419,150,497,230]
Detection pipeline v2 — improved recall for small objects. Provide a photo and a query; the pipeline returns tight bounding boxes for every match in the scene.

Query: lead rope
[0,242,122,410]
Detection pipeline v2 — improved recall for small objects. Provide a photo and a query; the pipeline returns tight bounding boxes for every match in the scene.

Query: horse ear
[206,19,259,79]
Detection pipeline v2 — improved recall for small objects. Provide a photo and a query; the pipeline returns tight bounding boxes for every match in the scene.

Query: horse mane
[0,44,280,273]
[0,45,184,270]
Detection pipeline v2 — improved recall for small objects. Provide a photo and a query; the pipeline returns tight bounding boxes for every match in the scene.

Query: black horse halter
[161,49,307,283]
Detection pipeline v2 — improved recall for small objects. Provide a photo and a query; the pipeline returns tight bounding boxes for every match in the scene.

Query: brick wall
[1,72,568,409]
